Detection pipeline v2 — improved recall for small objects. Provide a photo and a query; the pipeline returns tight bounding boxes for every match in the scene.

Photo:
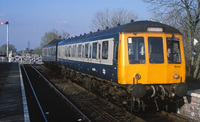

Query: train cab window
[167,38,181,63]
[78,44,82,58]
[92,42,97,59]
[102,41,108,59]
[128,37,145,64]
[148,37,164,63]
[85,43,89,58]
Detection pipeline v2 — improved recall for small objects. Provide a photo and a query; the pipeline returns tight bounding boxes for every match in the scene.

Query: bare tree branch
[90,8,138,31]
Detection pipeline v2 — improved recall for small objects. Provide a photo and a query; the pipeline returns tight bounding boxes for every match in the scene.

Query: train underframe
[44,62,187,113]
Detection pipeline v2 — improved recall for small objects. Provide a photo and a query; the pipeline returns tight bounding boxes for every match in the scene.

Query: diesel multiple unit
[42,21,188,112]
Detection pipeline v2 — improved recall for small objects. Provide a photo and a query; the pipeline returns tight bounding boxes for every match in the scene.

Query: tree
[144,0,200,78]
[40,29,70,48]
[32,47,42,55]
[90,8,138,31]
[0,44,17,55]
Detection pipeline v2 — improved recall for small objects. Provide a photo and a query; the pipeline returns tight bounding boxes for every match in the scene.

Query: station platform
[178,81,200,121]
[0,63,29,121]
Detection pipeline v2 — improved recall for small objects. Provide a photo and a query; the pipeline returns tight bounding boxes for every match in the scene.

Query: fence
[0,55,43,64]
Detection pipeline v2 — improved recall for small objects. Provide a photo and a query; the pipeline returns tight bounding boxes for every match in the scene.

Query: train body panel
[57,34,119,83]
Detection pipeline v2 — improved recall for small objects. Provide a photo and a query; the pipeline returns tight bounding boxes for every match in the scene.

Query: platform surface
[187,81,200,98]
[0,63,24,121]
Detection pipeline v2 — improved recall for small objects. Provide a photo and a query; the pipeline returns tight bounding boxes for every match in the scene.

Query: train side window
[148,37,164,63]
[102,41,108,59]
[65,46,68,57]
[89,44,91,58]
[98,43,101,59]
[53,48,56,56]
[82,45,85,58]
[85,43,89,58]
[78,44,82,58]
[114,43,118,60]
[92,42,97,59]
[128,37,145,64]
[73,45,76,57]
[68,46,71,57]
[71,46,73,57]
[76,45,78,57]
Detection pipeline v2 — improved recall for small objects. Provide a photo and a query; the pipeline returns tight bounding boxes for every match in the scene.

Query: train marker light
[135,73,141,80]
[173,73,179,79]
[147,27,163,32]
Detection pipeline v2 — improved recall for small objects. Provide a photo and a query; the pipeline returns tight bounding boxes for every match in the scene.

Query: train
[42,20,188,112]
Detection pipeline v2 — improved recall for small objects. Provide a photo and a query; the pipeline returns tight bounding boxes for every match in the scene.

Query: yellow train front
[118,21,188,111]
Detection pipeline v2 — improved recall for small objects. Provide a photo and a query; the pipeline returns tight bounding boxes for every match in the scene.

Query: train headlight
[173,73,179,79]
[135,73,141,80]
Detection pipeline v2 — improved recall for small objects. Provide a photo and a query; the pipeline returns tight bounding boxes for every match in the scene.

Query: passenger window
[148,37,164,63]
[73,45,76,57]
[102,41,108,59]
[82,45,85,58]
[69,46,71,57]
[128,37,145,64]
[114,43,118,60]
[92,42,97,59]
[99,43,101,59]
[65,46,68,57]
[76,45,78,57]
[89,44,91,58]
[85,43,89,58]
[78,44,82,58]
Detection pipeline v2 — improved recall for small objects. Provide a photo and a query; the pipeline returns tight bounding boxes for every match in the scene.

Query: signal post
[0,20,9,58]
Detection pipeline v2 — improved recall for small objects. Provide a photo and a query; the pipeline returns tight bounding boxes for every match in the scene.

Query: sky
[0,0,152,51]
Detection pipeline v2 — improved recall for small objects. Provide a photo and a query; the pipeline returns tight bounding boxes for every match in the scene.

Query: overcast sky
[0,0,152,51]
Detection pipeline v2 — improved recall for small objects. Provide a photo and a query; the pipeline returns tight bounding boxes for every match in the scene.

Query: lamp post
[0,20,9,58]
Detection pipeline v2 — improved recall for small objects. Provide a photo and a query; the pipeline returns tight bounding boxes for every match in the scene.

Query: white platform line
[19,63,30,122]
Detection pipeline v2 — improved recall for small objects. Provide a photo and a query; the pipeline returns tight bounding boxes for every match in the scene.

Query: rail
[30,64,91,122]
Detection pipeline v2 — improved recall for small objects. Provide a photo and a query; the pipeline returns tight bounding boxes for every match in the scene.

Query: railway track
[26,64,191,122]
[21,64,90,122]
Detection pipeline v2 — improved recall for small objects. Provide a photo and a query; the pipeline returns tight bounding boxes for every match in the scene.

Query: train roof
[58,20,182,45]
[42,39,61,48]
